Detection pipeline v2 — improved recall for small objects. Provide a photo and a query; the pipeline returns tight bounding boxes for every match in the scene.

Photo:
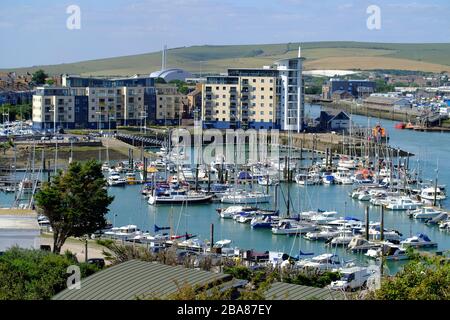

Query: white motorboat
[208,239,236,256]
[365,244,409,261]
[296,253,343,271]
[328,235,354,246]
[295,173,321,185]
[439,220,450,230]
[221,191,271,204]
[257,176,274,186]
[409,207,443,220]
[419,187,446,203]
[304,228,340,241]
[218,205,249,219]
[385,197,422,210]
[401,233,437,248]
[365,224,402,243]
[148,189,213,205]
[101,162,110,172]
[333,168,353,185]
[104,225,142,240]
[272,220,317,235]
[309,211,338,225]
[236,215,253,224]
[107,173,127,186]
[338,157,357,169]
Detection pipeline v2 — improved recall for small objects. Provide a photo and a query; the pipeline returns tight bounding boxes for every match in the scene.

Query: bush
[0,247,99,300]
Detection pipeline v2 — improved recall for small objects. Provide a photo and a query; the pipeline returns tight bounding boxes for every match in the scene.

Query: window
[222,110,226,114]
[270,87,273,91]
[269,96,273,99]
[261,79,265,83]
[216,86,219,90]
[223,87,226,90]
[269,79,273,83]
[260,111,264,115]
[216,110,219,114]
[261,87,264,91]
[222,95,226,98]
[222,102,226,106]
[252,79,256,83]
[222,118,226,121]
[261,96,264,99]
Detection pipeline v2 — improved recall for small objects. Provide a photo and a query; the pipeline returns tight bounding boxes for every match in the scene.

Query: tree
[32,69,48,85]
[35,160,114,253]
[155,77,166,84]
[0,247,99,300]
[367,253,450,300]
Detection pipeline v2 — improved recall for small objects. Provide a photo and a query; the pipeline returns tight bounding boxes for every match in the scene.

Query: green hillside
[3,41,450,77]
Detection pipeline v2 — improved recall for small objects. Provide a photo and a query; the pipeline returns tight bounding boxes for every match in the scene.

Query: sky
[0,0,449,68]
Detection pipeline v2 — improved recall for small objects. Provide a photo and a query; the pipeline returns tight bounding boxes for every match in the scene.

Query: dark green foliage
[35,160,114,253]
[155,77,166,84]
[32,69,48,85]
[169,79,190,95]
[368,254,450,300]
[375,79,395,93]
[223,265,252,280]
[0,247,100,300]
[0,103,32,122]
[284,271,341,288]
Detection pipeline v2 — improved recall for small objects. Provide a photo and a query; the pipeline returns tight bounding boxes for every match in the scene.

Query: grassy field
[3,41,450,76]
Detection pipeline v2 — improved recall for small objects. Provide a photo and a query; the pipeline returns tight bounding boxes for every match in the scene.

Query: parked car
[87,258,105,269]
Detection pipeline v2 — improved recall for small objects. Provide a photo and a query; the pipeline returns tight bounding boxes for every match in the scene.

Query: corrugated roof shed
[264,282,344,300]
[53,260,231,300]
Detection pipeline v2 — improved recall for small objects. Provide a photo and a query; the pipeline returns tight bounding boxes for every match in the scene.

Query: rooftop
[0,209,39,231]
[53,260,231,300]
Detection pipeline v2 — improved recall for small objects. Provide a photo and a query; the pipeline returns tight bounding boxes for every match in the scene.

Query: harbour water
[1,104,449,273]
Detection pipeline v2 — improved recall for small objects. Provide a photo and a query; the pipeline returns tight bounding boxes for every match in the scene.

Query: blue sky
[0,0,449,68]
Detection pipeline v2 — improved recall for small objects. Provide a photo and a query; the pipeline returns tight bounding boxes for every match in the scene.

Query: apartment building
[201,56,305,132]
[32,87,76,130]
[155,84,189,125]
[33,75,157,130]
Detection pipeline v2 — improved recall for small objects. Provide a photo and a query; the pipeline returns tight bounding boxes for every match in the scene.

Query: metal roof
[53,260,231,300]
[264,282,344,300]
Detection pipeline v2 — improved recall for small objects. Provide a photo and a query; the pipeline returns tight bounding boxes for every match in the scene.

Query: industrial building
[322,79,376,100]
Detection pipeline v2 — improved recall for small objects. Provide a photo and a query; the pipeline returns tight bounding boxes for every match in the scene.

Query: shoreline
[307,98,450,132]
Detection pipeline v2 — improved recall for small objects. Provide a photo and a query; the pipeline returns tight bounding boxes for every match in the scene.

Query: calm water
[1,104,449,273]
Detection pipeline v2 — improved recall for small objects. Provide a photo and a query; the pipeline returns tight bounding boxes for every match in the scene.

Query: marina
[2,104,448,275]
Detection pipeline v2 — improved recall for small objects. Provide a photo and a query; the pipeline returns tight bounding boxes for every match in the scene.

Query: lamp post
[96,111,102,163]
[49,105,57,175]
